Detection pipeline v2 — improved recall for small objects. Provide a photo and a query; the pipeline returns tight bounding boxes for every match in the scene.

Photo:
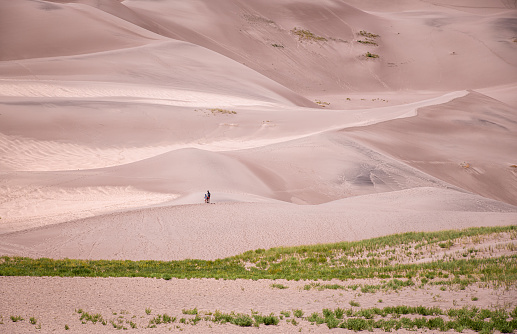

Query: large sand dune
[1,0,516,261]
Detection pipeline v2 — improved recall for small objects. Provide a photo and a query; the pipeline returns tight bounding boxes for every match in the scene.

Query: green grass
[77,309,105,325]
[149,313,176,325]
[357,40,378,46]
[182,308,198,315]
[10,315,23,322]
[209,306,517,332]
[304,278,415,293]
[0,227,515,287]
[270,283,288,289]
[293,309,304,318]
[8,306,512,332]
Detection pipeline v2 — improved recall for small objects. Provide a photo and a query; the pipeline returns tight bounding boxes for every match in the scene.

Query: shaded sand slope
[0,187,515,261]
[345,91,517,206]
[4,0,515,97]
[122,0,517,97]
[0,0,163,61]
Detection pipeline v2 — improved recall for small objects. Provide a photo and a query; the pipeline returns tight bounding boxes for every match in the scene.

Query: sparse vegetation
[77,309,105,325]
[349,300,361,307]
[365,51,379,58]
[182,308,198,315]
[293,309,304,318]
[271,43,284,48]
[303,278,415,293]
[291,27,327,42]
[149,314,176,325]
[209,108,236,115]
[358,30,379,38]
[357,30,379,46]
[10,315,24,322]
[358,39,378,46]
[315,100,330,107]
[270,283,288,289]
[3,305,515,332]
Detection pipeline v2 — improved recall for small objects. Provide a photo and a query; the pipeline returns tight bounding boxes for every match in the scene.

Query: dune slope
[0,0,516,262]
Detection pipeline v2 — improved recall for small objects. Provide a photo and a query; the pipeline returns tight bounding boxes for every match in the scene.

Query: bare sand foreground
[0,0,517,332]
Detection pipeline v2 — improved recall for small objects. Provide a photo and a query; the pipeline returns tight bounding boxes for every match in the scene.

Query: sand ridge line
[0,79,279,108]
[0,91,469,172]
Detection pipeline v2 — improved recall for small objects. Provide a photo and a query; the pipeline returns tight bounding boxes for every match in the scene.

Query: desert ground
[0,0,516,332]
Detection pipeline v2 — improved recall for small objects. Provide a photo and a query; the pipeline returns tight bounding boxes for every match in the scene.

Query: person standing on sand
[207,190,210,204]
[204,193,208,203]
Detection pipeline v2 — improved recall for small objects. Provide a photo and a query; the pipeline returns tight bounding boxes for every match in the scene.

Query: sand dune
[344,91,517,206]
[1,1,516,332]
[0,0,516,262]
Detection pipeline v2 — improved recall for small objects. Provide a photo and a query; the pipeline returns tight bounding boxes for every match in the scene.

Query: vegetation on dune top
[0,226,516,286]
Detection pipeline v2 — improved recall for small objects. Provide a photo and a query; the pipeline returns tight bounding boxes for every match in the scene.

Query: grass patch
[358,30,379,38]
[293,309,304,318]
[291,27,327,42]
[77,309,105,325]
[0,227,515,287]
[182,308,198,315]
[357,40,378,46]
[8,306,516,332]
[270,283,288,289]
[149,314,176,325]
[365,51,379,58]
[349,300,360,307]
[209,108,236,115]
[10,315,24,322]
[315,100,330,107]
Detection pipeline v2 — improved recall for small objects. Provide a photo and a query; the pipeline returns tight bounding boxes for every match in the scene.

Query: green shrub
[10,315,23,322]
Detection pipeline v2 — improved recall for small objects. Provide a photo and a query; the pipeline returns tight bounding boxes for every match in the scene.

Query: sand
[0,0,516,332]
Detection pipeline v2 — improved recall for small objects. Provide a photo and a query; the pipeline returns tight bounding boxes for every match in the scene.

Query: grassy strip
[66,306,517,332]
[0,227,515,284]
[5,306,515,332]
[313,306,517,333]
[304,278,415,292]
